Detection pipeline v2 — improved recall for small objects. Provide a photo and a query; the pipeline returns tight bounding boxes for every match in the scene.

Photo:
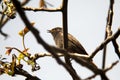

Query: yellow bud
[18,30,24,36]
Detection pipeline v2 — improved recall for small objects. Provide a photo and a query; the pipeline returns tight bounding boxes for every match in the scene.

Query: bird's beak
[47,30,51,33]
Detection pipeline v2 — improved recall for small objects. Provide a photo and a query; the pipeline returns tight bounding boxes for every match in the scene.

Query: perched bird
[48,27,88,55]
[48,27,108,79]
[48,27,88,78]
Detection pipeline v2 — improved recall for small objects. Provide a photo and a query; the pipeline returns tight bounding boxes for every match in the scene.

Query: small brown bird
[48,27,88,55]
[48,27,88,78]
[48,28,108,79]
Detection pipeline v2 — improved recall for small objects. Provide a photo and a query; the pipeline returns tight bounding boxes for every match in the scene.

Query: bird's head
[47,27,63,36]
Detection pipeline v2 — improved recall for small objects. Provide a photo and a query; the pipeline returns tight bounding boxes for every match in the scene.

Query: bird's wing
[68,33,88,55]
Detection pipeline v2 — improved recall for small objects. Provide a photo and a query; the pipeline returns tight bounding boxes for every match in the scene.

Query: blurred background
[0,0,120,80]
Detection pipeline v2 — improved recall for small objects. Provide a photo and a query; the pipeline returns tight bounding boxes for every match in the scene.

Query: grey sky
[0,0,120,80]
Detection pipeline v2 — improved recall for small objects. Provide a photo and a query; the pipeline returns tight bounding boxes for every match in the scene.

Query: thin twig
[22,6,62,12]
[71,55,109,80]
[0,8,10,37]
[102,0,114,70]
[0,17,9,38]
[89,27,120,60]
[112,39,120,58]
[104,60,119,72]
[84,74,96,80]
[6,47,30,58]
[30,52,89,60]
[84,61,119,80]
[14,67,41,80]
[22,35,26,49]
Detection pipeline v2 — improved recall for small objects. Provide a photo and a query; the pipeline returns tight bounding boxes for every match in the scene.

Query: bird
[48,27,88,79]
[47,27,88,55]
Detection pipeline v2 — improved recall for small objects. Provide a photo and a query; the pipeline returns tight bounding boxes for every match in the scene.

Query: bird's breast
[54,32,64,48]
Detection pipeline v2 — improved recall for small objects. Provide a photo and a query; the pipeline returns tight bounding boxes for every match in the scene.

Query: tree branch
[112,39,120,58]
[12,0,81,80]
[22,6,62,12]
[14,67,41,80]
[104,60,119,72]
[84,61,119,80]
[30,52,89,60]
[0,17,9,38]
[89,27,120,60]
[0,8,10,38]
[102,0,114,70]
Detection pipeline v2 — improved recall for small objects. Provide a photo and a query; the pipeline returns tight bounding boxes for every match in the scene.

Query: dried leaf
[23,27,29,34]
[18,22,35,36]
[39,0,47,8]
[23,48,29,52]
[5,47,12,49]
[40,0,44,8]
[5,47,12,55]
[24,22,35,34]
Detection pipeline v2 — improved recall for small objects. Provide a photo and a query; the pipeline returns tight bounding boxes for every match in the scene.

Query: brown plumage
[48,27,88,55]
[48,27,88,79]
